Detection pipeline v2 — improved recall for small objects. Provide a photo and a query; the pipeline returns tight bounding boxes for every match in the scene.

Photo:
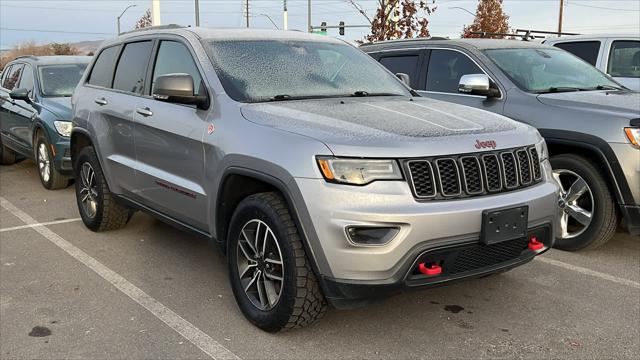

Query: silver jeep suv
[71,26,559,332]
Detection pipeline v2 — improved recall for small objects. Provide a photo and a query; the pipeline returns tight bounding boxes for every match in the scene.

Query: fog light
[346,226,400,246]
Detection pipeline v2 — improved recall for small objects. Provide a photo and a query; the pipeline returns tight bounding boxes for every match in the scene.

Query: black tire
[74,146,133,232]
[227,192,327,332]
[34,132,69,190]
[0,137,16,165]
[551,154,619,251]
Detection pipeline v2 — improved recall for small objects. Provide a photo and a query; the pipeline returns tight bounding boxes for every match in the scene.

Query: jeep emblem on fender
[475,139,497,149]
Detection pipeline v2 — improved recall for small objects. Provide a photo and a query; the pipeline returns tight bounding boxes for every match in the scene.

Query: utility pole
[557,0,564,35]
[283,0,288,30]
[152,0,161,26]
[307,0,312,32]
[245,0,250,27]
[195,0,200,26]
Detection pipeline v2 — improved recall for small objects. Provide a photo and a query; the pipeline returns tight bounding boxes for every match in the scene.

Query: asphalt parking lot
[1,159,639,359]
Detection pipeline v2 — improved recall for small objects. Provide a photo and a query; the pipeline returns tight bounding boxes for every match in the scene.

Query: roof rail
[470,31,543,41]
[120,24,186,35]
[360,36,449,46]
[515,29,580,38]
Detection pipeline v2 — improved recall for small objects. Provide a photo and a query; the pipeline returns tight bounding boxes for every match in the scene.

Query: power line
[0,27,115,35]
[568,2,640,12]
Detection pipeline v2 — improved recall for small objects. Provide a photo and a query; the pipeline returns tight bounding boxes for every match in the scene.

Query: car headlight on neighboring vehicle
[624,127,640,149]
[535,139,549,161]
[53,121,72,137]
[316,157,403,185]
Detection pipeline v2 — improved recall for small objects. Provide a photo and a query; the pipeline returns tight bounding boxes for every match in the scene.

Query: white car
[543,34,640,91]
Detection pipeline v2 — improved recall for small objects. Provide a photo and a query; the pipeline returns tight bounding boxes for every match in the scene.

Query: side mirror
[395,72,411,87]
[458,74,500,98]
[9,88,32,103]
[152,73,209,109]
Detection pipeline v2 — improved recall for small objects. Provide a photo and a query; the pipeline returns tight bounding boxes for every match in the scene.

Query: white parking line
[536,256,640,289]
[0,218,81,233]
[0,197,240,360]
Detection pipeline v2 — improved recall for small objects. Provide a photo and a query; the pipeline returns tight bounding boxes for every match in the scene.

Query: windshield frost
[38,64,87,97]
[484,48,621,93]
[208,40,410,102]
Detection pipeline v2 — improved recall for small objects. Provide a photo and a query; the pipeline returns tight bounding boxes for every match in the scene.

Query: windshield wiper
[535,87,583,94]
[593,84,625,91]
[351,91,403,97]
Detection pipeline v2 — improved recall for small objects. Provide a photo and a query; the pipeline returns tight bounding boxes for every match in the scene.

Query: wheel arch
[540,129,634,208]
[215,166,332,279]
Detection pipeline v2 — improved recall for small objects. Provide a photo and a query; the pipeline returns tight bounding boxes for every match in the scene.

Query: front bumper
[295,160,559,307]
[53,141,73,176]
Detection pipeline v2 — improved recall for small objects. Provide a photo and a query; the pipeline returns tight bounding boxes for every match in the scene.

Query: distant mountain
[71,40,104,55]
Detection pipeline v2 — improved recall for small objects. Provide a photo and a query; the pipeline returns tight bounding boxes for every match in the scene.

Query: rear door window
[151,40,203,96]
[113,41,153,94]
[88,45,120,88]
[553,41,600,66]
[3,64,24,91]
[379,55,420,88]
[607,40,640,78]
[425,50,482,93]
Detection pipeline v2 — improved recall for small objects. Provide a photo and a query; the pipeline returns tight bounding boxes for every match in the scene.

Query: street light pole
[307,0,311,32]
[283,0,288,30]
[195,0,200,27]
[449,6,474,17]
[117,4,137,35]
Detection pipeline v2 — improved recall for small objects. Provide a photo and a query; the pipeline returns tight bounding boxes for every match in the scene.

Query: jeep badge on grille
[475,140,497,150]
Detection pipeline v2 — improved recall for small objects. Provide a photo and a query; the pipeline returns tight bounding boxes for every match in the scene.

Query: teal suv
[0,56,90,189]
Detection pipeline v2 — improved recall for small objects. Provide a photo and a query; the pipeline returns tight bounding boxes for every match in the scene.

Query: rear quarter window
[553,41,600,66]
[88,45,120,88]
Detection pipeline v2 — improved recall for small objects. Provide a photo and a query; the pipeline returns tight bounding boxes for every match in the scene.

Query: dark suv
[0,55,90,189]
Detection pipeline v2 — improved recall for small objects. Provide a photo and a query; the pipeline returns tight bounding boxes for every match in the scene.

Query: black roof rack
[13,55,38,60]
[120,24,186,35]
[360,36,449,46]
[471,29,580,41]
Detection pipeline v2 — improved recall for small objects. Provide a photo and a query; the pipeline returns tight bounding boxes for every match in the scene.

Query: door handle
[94,98,108,106]
[136,107,153,117]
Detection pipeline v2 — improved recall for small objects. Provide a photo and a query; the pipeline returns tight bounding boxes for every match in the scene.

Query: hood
[39,97,72,119]
[240,96,540,158]
[537,90,640,117]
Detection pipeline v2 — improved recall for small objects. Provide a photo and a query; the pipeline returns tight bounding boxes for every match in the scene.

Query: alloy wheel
[79,162,99,219]
[37,143,51,183]
[236,219,284,311]
[553,169,594,239]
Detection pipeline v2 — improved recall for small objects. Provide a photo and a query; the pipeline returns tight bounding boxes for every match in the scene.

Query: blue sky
[1,0,639,49]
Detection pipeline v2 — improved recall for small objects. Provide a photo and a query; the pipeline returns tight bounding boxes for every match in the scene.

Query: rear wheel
[0,137,16,165]
[228,192,327,332]
[551,154,618,251]
[74,146,133,232]
[35,132,69,190]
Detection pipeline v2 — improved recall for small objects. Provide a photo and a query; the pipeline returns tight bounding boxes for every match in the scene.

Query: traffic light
[339,21,345,36]
[320,21,327,33]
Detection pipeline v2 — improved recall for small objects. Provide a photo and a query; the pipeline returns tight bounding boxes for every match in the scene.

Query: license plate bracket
[481,205,528,245]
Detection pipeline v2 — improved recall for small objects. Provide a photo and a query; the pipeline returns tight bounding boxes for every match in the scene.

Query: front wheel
[35,132,69,190]
[74,146,133,232]
[228,192,327,332]
[551,154,618,251]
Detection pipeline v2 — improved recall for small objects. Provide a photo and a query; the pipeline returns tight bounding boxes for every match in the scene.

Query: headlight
[53,121,72,137]
[535,139,549,161]
[316,157,403,185]
[624,128,639,148]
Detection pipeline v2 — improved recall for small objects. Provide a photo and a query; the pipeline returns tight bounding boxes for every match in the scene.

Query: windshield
[484,48,622,93]
[208,39,410,102]
[38,64,87,97]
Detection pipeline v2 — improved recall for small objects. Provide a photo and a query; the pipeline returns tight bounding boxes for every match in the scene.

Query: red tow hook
[418,263,442,276]
[528,236,544,251]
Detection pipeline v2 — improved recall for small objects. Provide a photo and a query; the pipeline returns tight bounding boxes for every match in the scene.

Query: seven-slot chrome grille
[405,146,543,200]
